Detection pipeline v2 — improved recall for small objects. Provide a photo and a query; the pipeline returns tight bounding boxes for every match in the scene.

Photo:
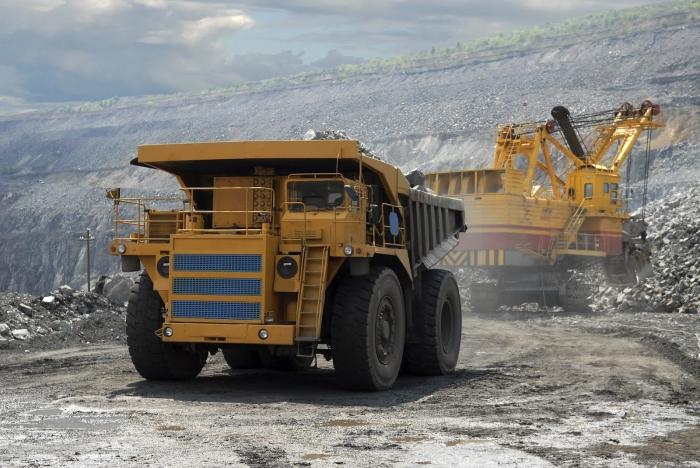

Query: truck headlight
[276,256,298,279]
[164,327,174,337]
[258,329,269,340]
[344,245,353,256]
[157,256,170,278]
[117,244,127,254]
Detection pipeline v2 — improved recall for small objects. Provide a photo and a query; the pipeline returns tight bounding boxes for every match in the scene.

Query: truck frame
[108,139,465,390]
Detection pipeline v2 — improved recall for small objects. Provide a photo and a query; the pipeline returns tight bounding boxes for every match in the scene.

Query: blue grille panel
[173,278,261,296]
[172,301,260,320]
[173,254,262,272]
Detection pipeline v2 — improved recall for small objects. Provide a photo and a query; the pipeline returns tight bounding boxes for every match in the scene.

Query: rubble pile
[0,276,133,350]
[497,303,564,314]
[591,187,700,314]
[303,129,380,158]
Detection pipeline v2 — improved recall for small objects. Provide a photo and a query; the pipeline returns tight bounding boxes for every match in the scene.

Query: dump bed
[406,188,465,274]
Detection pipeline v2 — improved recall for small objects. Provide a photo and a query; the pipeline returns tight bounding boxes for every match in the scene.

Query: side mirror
[368,204,381,225]
[106,187,121,200]
[344,185,359,203]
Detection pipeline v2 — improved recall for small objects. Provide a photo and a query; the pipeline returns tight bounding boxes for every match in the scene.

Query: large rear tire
[259,348,314,371]
[406,269,462,375]
[331,267,406,391]
[126,273,206,380]
[222,346,261,369]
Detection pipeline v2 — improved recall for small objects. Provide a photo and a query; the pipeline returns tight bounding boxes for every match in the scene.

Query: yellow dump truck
[108,139,465,390]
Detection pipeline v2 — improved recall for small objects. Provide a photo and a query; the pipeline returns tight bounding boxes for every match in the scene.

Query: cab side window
[584,183,593,199]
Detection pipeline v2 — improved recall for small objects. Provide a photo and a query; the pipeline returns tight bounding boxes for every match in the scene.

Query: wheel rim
[440,301,453,353]
[375,296,397,365]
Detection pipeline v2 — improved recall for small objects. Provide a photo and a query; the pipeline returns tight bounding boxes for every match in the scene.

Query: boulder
[0,322,9,336]
[18,303,33,317]
[11,329,30,340]
[41,295,57,309]
[50,320,71,333]
[103,276,134,305]
[94,275,108,295]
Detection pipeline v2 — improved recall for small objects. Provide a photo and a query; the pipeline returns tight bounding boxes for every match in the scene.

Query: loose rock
[102,275,134,305]
[11,329,30,340]
[590,187,700,314]
[0,288,126,350]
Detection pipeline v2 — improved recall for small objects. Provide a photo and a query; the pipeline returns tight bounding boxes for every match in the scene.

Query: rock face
[0,9,698,294]
[591,187,700,314]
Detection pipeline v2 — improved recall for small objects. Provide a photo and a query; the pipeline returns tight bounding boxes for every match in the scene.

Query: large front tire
[126,273,206,380]
[406,269,462,375]
[331,267,406,391]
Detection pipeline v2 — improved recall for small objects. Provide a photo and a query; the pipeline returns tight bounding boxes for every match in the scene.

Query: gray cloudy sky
[0,0,663,103]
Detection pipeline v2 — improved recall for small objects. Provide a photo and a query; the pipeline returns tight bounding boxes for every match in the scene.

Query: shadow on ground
[108,366,497,407]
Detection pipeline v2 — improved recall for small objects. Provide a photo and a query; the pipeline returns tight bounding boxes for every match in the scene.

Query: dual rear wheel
[331,267,461,391]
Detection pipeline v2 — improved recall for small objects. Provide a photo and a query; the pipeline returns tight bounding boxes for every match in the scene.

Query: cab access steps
[294,244,329,357]
[555,201,587,251]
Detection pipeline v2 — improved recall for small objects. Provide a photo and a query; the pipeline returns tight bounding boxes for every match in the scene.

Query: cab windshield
[287,180,345,211]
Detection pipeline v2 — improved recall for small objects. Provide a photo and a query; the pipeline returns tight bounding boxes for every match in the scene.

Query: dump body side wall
[406,188,465,274]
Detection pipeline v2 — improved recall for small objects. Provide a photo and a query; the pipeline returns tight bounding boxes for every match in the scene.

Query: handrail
[288,173,344,179]
[112,186,277,242]
[113,195,187,243]
[281,201,309,241]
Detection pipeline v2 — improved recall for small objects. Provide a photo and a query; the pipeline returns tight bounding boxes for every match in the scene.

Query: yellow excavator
[425,100,663,311]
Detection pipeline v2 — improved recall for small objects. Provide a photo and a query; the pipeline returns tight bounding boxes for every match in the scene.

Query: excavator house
[426,101,663,311]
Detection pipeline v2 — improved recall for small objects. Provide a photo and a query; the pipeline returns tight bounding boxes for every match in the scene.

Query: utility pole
[79,228,96,292]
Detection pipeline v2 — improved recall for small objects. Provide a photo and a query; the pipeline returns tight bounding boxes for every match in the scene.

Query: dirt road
[1,315,698,467]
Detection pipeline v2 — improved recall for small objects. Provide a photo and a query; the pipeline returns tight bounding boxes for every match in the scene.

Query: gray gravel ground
[1,310,698,467]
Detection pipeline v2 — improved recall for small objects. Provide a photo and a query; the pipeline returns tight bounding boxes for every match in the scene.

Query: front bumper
[160,322,295,345]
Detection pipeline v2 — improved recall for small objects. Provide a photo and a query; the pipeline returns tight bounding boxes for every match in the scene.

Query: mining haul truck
[108,139,465,391]
[425,101,663,311]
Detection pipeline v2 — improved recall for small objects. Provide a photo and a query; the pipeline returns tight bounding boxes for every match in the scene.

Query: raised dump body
[109,139,465,390]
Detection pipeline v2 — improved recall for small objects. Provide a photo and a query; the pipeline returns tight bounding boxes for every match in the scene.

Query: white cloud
[0,0,665,103]
[0,1,259,101]
[142,10,255,45]
[180,13,254,44]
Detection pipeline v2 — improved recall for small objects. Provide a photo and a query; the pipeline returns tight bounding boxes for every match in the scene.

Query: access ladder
[555,201,587,251]
[294,244,329,356]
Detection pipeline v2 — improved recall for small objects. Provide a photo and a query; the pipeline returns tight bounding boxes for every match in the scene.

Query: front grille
[173,254,262,272]
[171,301,260,320]
[173,278,261,296]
